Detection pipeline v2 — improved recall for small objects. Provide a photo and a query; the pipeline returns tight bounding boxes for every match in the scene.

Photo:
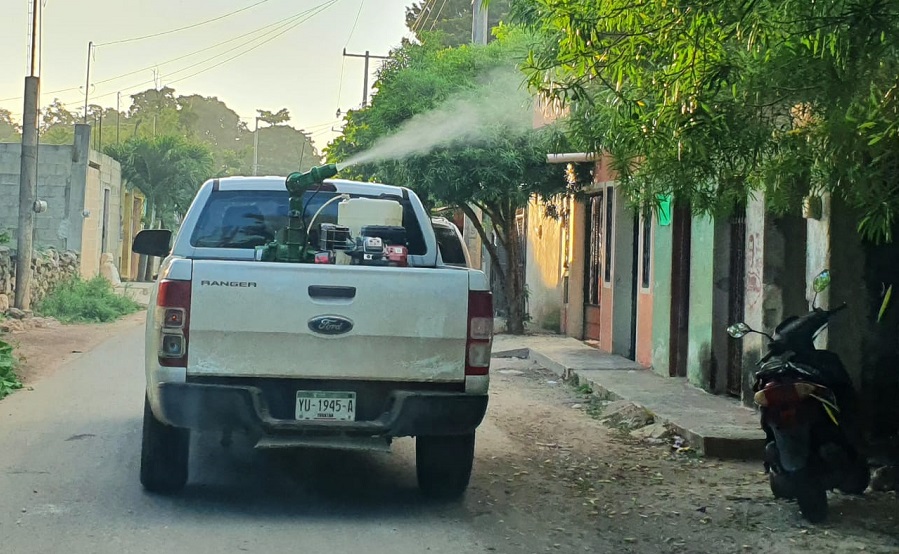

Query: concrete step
[494,334,765,460]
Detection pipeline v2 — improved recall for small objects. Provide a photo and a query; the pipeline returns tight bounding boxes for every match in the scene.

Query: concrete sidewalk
[493,334,765,460]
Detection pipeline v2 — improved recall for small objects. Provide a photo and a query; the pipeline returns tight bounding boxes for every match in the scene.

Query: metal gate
[726,208,747,397]
[583,193,604,341]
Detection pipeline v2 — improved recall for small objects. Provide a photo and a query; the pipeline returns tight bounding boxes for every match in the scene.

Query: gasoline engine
[254,164,409,267]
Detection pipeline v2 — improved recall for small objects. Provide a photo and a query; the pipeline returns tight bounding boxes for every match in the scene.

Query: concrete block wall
[525,196,565,333]
[0,125,124,281]
[0,143,76,250]
[85,151,124,278]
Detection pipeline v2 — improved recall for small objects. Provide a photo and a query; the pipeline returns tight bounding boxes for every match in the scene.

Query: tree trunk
[502,219,527,335]
[141,202,157,282]
[458,203,528,335]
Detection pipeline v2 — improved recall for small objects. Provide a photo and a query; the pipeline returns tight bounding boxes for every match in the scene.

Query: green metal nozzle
[285,163,339,194]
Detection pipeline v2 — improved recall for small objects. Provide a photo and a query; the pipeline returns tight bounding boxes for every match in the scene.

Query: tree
[405,0,511,46]
[105,135,214,230]
[39,98,79,144]
[514,0,899,242]
[327,31,565,333]
[253,124,322,175]
[0,109,21,142]
[256,108,291,126]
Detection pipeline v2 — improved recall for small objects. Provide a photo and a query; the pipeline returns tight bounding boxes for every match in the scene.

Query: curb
[496,343,765,460]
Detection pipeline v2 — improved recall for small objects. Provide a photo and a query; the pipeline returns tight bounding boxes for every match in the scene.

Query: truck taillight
[466,290,493,376]
[157,279,191,367]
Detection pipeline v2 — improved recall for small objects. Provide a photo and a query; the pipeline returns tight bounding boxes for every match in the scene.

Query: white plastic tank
[337,197,403,238]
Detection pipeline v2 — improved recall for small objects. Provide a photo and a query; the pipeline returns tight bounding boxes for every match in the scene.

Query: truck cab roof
[212,176,409,198]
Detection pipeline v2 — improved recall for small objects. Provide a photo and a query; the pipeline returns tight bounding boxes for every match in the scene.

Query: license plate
[295,391,356,421]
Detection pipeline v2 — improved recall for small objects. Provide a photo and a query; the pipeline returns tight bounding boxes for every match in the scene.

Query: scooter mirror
[726,322,752,339]
[813,270,831,293]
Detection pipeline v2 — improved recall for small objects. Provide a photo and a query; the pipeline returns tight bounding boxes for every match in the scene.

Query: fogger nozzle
[285,163,340,193]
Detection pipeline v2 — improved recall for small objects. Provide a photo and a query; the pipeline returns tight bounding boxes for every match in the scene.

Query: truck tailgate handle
[308,285,356,299]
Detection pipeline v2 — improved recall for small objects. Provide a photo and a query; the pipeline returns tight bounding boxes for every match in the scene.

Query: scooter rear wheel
[839,461,870,495]
[769,471,795,499]
[794,469,828,523]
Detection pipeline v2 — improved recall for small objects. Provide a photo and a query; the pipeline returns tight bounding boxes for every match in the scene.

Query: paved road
[0,325,487,554]
[7,324,898,554]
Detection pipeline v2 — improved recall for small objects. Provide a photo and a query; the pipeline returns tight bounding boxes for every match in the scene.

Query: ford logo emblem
[308,315,354,335]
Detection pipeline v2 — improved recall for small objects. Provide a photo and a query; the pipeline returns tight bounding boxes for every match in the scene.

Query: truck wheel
[794,469,828,523]
[416,433,475,500]
[140,394,189,494]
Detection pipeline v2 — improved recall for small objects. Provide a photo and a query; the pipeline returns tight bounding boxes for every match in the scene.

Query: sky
[0,0,414,149]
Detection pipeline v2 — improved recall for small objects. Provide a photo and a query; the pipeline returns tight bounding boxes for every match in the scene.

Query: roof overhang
[546,153,597,164]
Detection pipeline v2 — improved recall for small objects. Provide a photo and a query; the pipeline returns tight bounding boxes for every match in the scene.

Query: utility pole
[253,116,261,176]
[472,0,488,45]
[464,0,490,275]
[83,41,93,123]
[342,48,389,107]
[15,0,41,310]
[116,92,121,144]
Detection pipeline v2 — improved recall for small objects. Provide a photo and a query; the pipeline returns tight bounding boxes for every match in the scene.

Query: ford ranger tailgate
[187,260,471,382]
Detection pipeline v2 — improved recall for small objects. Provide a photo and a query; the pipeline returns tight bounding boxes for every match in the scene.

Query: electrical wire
[336,0,367,113]
[0,1,332,103]
[95,0,273,47]
[164,2,338,87]
[344,0,366,47]
[56,1,339,106]
[429,0,450,31]
[409,0,437,35]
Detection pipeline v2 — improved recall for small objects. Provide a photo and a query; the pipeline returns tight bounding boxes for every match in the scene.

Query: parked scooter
[727,270,869,523]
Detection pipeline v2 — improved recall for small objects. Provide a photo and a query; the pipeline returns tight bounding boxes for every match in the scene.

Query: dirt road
[0,324,897,553]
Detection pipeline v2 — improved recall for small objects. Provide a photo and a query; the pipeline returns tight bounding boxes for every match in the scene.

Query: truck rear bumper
[152,382,488,438]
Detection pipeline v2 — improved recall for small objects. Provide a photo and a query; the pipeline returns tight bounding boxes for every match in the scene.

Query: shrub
[0,338,22,400]
[37,276,141,323]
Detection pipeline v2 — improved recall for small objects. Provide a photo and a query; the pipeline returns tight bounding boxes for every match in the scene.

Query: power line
[410,0,437,35]
[430,0,450,31]
[56,1,339,106]
[95,0,274,47]
[345,0,366,47]
[136,2,339,94]
[0,2,331,104]
[336,0,366,113]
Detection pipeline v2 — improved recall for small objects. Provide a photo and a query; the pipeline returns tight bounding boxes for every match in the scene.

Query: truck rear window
[434,225,467,266]
[190,189,426,254]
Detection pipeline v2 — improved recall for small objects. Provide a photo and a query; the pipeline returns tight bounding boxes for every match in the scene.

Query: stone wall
[0,246,80,311]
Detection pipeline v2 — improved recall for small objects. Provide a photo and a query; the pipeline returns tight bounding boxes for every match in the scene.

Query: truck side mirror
[133,229,172,258]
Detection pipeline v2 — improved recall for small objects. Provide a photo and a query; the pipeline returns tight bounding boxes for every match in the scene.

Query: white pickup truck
[131,176,492,499]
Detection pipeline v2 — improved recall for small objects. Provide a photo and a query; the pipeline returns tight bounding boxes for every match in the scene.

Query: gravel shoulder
[467,356,899,553]
[2,311,146,385]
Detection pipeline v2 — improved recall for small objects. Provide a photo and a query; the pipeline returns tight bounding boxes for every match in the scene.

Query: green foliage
[0,230,10,245]
[38,88,321,179]
[405,0,512,46]
[0,109,21,143]
[256,108,291,126]
[327,30,567,333]
[36,276,141,324]
[105,135,214,229]
[516,0,899,242]
[0,338,23,400]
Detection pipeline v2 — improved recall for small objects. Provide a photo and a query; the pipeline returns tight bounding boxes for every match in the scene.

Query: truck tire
[416,433,475,500]
[140,394,189,494]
